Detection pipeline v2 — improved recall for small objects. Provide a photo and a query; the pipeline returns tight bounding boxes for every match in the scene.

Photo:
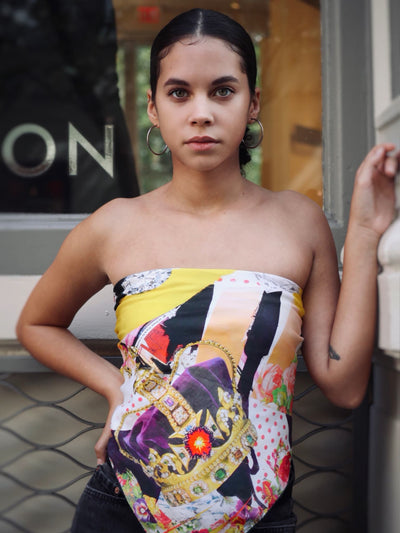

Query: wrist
[99,366,124,406]
[342,223,381,270]
[345,222,381,252]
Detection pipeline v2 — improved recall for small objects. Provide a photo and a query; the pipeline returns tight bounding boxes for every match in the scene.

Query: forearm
[327,225,380,405]
[18,323,123,405]
[302,144,397,408]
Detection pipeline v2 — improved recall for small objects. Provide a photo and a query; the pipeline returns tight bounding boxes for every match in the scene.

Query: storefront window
[260,0,322,205]
[0,0,321,213]
[0,0,139,213]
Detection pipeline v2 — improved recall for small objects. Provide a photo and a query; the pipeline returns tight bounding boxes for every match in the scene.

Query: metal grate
[292,374,354,532]
[0,359,359,533]
[0,369,107,533]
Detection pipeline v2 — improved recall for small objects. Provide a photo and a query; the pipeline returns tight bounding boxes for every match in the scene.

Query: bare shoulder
[73,194,151,249]
[253,184,319,210]
[273,189,325,219]
[86,187,164,229]
[282,191,334,255]
[85,195,145,230]
[255,187,331,241]
[51,196,145,275]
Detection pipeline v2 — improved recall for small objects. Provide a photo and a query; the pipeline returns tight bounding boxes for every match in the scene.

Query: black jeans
[71,462,296,532]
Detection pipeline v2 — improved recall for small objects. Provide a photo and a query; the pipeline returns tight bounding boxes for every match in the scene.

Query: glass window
[260,0,322,205]
[0,0,139,214]
[0,0,322,213]
[115,0,322,203]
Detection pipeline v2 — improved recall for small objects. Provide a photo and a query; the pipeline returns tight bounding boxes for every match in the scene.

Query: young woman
[16,8,398,533]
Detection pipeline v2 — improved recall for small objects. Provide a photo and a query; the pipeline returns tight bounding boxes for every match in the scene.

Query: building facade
[0,1,399,532]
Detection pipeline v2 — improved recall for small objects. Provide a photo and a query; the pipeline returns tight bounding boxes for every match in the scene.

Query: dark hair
[150,9,258,167]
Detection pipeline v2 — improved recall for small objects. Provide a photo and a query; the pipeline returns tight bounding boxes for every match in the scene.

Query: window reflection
[0,0,139,213]
[261,0,322,205]
[0,0,322,213]
[114,0,322,204]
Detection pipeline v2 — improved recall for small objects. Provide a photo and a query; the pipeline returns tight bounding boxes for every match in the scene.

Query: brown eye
[215,87,233,97]
[170,89,188,98]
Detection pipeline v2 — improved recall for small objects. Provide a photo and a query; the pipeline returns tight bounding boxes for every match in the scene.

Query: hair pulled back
[150,9,258,168]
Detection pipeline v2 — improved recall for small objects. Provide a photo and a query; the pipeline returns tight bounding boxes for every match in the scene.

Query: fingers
[362,144,399,178]
[94,442,106,465]
[94,427,111,465]
[94,398,121,466]
[383,153,399,177]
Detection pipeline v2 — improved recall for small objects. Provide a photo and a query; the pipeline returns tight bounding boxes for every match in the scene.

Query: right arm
[16,208,123,462]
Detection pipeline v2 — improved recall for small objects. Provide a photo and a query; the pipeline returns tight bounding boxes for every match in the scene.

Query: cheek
[159,122,177,145]
[227,105,251,131]
[232,118,249,144]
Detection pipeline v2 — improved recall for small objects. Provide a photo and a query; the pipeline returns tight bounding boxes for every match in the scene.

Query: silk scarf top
[108,268,304,533]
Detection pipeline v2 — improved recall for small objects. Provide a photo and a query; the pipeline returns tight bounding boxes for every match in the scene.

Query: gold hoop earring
[243,118,264,149]
[146,125,168,156]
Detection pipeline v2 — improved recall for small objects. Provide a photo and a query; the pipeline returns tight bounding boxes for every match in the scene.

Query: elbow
[323,385,367,410]
[15,318,25,345]
[331,395,364,411]
[15,315,30,348]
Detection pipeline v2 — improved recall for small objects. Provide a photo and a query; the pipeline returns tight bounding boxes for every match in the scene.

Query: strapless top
[108,268,304,532]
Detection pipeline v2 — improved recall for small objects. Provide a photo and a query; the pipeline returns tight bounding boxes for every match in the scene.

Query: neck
[165,167,248,214]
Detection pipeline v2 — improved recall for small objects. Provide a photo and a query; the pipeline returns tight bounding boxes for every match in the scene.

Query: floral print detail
[268,439,291,489]
[282,362,296,398]
[254,361,297,414]
[256,440,291,508]
[256,479,278,508]
[278,452,291,485]
[133,498,153,522]
[115,469,153,521]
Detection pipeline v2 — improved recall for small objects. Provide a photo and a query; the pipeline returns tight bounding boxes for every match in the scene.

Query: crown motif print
[115,340,258,507]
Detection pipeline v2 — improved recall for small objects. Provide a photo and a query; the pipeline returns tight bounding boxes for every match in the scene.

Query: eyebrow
[163,75,240,88]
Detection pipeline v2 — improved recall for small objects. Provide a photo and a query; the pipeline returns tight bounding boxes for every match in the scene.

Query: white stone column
[377,178,400,358]
[368,150,400,533]
[375,97,400,361]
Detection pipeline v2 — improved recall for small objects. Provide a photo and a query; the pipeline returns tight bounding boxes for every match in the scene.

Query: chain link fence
[0,355,363,533]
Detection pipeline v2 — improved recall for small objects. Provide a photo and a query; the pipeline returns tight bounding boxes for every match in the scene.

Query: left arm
[302,144,398,408]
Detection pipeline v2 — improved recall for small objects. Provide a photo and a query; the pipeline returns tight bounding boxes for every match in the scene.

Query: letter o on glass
[2,123,56,177]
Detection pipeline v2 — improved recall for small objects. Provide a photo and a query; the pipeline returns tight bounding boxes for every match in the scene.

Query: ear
[248,88,261,122]
[147,89,159,125]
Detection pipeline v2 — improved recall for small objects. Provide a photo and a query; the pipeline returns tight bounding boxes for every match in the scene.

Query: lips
[186,136,217,143]
[185,136,218,151]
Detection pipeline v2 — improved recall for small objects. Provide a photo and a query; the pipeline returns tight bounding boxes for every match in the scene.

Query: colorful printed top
[108,268,304,533]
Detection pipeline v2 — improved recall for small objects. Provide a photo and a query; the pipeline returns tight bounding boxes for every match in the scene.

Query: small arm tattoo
[329,345,341,361]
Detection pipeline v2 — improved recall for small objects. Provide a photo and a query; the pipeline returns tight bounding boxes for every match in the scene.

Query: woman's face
[147,37,260,175]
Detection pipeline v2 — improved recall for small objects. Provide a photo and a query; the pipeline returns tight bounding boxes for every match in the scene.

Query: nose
[189,95,213,126]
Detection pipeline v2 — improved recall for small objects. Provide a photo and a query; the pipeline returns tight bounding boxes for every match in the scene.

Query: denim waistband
[89,461,125,498]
